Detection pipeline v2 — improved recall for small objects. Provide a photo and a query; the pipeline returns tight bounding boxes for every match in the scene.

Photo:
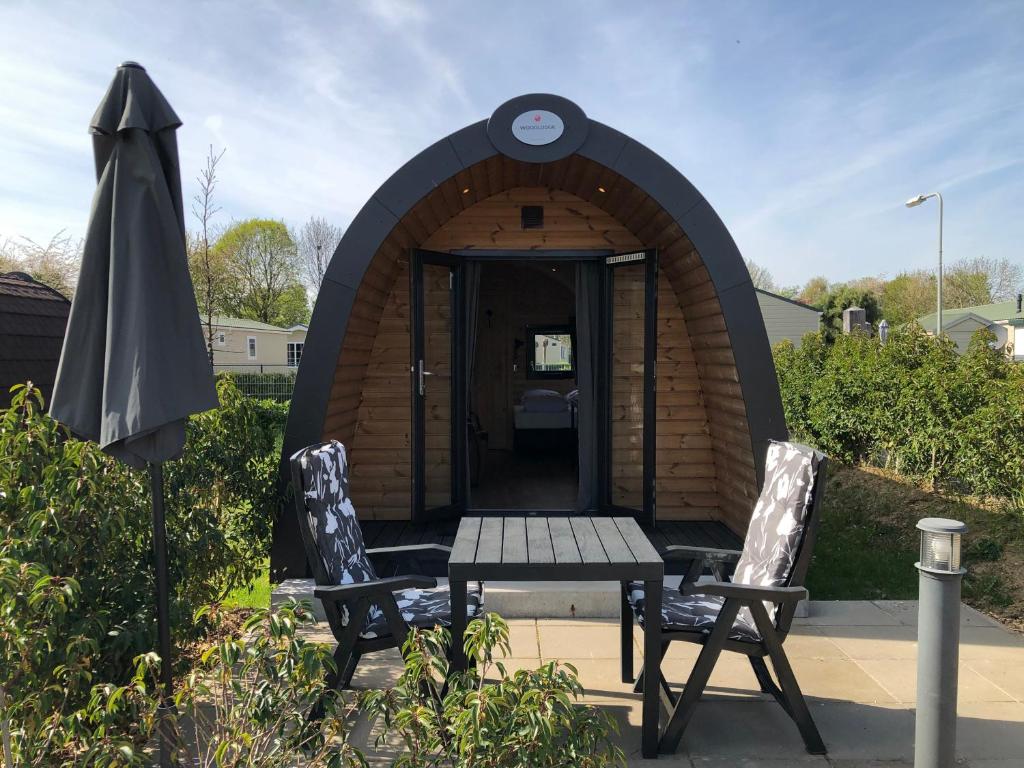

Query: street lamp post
[905,193,944,337]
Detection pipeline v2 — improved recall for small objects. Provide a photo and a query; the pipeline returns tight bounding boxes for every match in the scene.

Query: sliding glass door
[602,249,658,525]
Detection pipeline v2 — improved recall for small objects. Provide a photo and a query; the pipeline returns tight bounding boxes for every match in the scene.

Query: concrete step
[272,577,810,621]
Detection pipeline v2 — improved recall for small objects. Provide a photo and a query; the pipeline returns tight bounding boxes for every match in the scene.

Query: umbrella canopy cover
[50,62,218,468]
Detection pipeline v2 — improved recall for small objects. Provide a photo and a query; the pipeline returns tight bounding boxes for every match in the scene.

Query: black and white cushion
[299,440,484,637]
[360,581,485,640]
[629,441,818,641]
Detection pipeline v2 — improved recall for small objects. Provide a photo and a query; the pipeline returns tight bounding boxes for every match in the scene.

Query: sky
[1,0,1022,289]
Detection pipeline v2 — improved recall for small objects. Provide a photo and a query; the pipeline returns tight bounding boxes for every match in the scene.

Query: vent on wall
[521,205,544,229]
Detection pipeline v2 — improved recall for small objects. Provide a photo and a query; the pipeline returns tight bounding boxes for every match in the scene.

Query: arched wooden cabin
[272,94,786,578]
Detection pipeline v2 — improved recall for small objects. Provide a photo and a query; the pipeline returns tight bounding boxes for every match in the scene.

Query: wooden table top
[448,516,664,581]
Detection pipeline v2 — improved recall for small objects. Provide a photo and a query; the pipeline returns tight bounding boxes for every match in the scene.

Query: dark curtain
[575,261,601,511]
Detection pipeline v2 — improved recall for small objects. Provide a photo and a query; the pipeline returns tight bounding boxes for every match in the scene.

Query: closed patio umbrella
[50,61,218,765]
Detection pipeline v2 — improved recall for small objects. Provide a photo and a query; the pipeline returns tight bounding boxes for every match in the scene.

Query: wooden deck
[360,518,742,576]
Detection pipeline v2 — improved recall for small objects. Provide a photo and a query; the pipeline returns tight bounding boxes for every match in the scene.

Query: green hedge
[774,325,1024,498]
[221,371,296,402]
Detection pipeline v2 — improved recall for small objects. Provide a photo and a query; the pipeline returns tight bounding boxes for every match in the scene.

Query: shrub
[773,325,1024,497]
[0,378,287,764]
[366,614,624,768]
[172,602,365,768]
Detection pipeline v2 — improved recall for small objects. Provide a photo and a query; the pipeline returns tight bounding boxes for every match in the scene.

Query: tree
[216,219,302,325]
[0,231,82,296]
[745,258,775,291]
[943,259,992,308]
[295,216,342,294]
[189,145,227,363]
[272,282,310,327]
[819,285,880,342]
[946,256,1022,306]
[798,276,829,308]
[882,270,936,325]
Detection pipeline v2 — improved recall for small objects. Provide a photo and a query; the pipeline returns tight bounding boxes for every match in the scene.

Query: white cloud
[0,0,1021,289]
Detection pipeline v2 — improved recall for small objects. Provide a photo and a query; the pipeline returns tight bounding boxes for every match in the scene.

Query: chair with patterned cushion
[289,441,484,692]
[626,440,828,755]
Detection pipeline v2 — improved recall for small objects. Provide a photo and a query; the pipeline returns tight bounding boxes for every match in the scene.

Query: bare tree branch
[190,145,226,364]
[295,216,343,295]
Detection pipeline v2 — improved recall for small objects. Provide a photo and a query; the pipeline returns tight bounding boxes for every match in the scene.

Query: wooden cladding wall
[421,188,642,251]
[320,158,759,532]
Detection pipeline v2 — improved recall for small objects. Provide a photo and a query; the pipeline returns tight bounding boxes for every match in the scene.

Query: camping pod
[272,94,786,578]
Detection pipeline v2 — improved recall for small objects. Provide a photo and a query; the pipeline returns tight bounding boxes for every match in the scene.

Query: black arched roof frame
[274,95,787,577]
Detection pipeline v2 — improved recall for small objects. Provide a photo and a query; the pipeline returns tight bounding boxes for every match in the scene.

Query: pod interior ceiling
[273,94,786,578]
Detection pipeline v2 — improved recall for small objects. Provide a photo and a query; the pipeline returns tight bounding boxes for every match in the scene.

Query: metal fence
[214,365,296,402]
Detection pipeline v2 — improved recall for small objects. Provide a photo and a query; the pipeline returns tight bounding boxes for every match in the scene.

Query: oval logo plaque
[511,110,565,146]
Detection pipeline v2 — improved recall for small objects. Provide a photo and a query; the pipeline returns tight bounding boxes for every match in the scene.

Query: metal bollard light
[914,517,967,768]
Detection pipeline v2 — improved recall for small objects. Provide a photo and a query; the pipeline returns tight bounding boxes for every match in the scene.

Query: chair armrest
[662,545,742,562]
[679,581,807,604]
[366,544,452,557]
[313,575,437,602]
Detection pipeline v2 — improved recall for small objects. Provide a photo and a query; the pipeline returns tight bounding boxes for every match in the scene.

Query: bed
[513,389,578,452]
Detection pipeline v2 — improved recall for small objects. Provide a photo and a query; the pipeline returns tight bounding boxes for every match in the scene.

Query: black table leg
[642,578,662,759]
[450,578,468,671]
[620,581,634,683]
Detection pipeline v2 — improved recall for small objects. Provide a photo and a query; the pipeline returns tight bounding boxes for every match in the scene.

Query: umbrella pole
[150,462,178,767]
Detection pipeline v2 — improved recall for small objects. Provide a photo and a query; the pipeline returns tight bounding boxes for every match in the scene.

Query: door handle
[417,359,433,396]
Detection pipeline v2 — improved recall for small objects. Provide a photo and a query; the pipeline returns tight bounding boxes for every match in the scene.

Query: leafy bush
[171,602,364,768]
[0,377,287,764]
[366,614,624,768]
[774,325,1024,496]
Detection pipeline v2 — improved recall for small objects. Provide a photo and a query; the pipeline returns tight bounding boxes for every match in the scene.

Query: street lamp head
[905,194,928,208]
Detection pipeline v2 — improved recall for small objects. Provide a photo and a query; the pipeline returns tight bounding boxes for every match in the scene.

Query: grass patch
[223,559,271,609]
[808,464,1024,629]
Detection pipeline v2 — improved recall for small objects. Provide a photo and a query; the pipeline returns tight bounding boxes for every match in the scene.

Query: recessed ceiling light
[597,186,606,193]
[462,187,470,194]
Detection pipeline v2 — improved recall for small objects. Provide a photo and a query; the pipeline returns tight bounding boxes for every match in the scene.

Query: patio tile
[872,599,1005,628]
[681,700,811,758]
[538,621,622,658]
[956,701,1024,760]
[539,617,621,627]
[966,658,1024,702]
[788,658,897,704]
[501,618,540,658]
[688,758,828,767]
[854,658,1014,703]
[348,647,404,690]
[814,625,919,660]
[796,601,903,627]
[958,626,1024,662]
[812,701,916,760]
[658,653,771,701]
[778,626,846,659]
[626,756,694,767]
[555,658,636,695]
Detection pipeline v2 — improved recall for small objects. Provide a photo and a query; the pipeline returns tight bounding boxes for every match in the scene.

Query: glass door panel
[610,261,646,509]
[411,250,464,521]
[603,250,657,524]
[423,263,452,510]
